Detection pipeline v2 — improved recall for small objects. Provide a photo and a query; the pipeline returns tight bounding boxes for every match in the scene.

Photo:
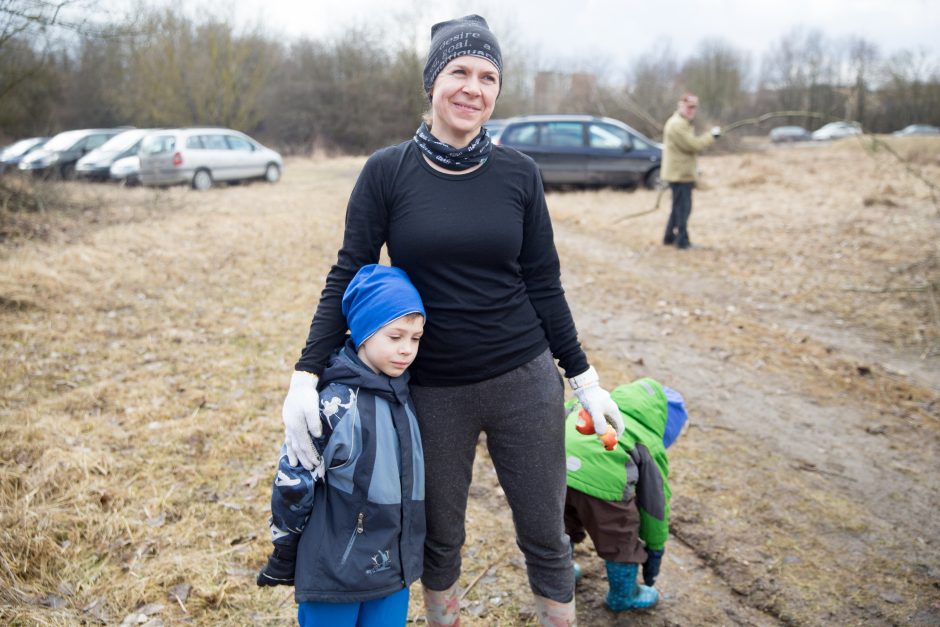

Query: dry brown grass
[1,145,939,625]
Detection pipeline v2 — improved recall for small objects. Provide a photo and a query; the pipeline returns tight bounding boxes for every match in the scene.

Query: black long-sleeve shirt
[295,140,588,386]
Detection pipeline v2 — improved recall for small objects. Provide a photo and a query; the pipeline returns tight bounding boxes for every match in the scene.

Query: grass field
[1,137,939,625]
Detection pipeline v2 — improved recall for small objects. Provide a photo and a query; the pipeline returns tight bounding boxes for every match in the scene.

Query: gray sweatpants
[410,349,574,602]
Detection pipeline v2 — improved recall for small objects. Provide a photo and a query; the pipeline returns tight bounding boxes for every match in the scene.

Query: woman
[281,14,624,626]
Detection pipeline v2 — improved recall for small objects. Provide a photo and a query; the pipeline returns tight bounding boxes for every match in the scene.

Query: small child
[257,264,427,627]
[564,378,688,612]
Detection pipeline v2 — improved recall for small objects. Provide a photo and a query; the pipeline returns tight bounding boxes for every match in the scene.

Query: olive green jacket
[661,111,714,182]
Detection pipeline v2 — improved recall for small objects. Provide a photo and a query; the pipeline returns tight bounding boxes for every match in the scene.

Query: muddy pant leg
[672,182,694,248]
[479,350,573,603]
[411,383,483,591]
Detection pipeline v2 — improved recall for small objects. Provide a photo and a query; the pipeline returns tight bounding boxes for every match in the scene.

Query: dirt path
[1,140,938,625]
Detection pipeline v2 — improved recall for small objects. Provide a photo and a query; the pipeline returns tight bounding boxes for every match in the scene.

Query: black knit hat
[423,14,502,99]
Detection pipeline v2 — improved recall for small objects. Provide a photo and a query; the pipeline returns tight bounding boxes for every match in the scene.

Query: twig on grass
[843,285,930,294]
[793,460,856,481]
[691,423,737,433]
[460,559,501,601]
[613,184,668,223]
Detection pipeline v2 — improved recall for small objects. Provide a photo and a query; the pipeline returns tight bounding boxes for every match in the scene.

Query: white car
[109,155,141,185]
[76,128,155,181]
[138,127,283,190]
[892,124,940,137]
[811,121,862,141]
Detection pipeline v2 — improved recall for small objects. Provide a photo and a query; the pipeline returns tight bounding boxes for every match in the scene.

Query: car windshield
[43,130,88,151]
[141,134,176,154]
[1,138,43,160]
[95,130,147,153]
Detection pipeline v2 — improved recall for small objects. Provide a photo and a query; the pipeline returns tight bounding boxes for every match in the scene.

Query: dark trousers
[410,349,573,602]
[564,488,647,564]
[664,182,694,248]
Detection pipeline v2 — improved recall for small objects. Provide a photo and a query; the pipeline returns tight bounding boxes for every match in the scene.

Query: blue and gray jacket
[294,341,426,604]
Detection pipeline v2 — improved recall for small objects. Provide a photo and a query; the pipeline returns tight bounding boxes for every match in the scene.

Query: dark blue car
[494,114,662,189]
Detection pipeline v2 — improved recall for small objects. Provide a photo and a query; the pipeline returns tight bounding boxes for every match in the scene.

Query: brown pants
[564,488,648,564]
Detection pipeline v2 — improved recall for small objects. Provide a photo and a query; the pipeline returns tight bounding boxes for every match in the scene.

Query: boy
[257,264,426,626]
[564,378,688,612]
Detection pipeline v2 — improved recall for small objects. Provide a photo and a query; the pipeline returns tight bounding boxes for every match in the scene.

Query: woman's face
[429,56,500,148]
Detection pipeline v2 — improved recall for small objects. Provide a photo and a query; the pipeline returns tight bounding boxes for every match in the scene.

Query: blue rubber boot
[604,561,658,611]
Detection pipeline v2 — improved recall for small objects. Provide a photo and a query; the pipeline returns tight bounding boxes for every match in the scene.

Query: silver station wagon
[138,127,283,190]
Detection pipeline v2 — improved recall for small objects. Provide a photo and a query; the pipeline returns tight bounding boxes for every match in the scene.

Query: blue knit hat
[342,265,426,349]
[662,386,688,449]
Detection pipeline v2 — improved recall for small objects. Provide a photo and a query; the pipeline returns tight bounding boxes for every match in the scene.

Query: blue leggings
[297,587,409,627]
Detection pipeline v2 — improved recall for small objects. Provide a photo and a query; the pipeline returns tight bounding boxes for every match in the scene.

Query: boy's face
[357,314,424,377]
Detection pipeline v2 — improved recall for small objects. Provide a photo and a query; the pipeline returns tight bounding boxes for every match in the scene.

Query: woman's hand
[282,371,324,470]
[568,366,624,437]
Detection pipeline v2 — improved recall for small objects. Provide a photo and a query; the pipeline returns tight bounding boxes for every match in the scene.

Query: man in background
[661,93,720,249]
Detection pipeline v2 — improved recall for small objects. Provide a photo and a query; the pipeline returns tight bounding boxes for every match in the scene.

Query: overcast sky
[225,0,939,75]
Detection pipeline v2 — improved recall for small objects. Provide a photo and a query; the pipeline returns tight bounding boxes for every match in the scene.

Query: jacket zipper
[340,512,364,565]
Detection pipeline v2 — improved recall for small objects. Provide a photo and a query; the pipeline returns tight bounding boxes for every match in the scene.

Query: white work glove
[282,371,323,471]
[568,366,624,437]
[710,126,722,138]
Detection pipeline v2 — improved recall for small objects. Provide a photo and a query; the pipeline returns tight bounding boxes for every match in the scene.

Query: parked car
[811,121,862,141]
[0,137,48,173]
[76,128,155,181]
[484,118,508,141]
[109,155,142,185]
[892,124,940,137]
[18,128,126,178]
[138,127,283,190]
[769,126,811,143]
[494,114,662,189]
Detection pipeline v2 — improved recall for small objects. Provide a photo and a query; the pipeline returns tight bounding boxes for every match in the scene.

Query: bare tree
[878,48,940,128]
[759,27,847,129]
[0,0,136,137]
[625,42,679,136]
[680,38,750,122]
[846,36,879,128]
[117,8,277,132]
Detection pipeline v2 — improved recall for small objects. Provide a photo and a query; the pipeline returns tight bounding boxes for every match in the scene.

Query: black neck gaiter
[413,122,492,171]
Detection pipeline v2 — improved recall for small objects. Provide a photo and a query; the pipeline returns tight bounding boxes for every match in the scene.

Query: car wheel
[192,169,213,191]
[264,163,280,183]
[644,167,661,190]
[60,163,76,181]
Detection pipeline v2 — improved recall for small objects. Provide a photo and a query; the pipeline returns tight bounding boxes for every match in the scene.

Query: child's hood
[610,378,669,442]
[320,340,411,405]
